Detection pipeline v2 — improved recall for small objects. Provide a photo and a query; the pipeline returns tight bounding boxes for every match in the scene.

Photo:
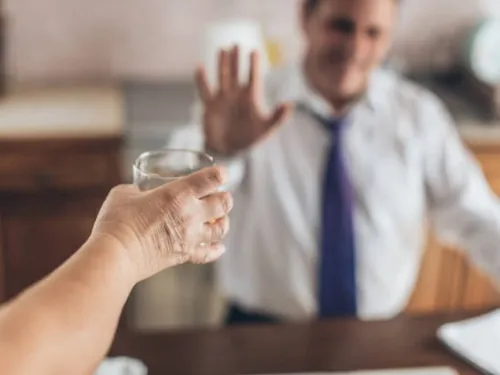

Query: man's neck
[303,59,363,116]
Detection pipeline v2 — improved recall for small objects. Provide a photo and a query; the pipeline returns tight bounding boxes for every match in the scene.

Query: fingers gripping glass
[133,149,218,237]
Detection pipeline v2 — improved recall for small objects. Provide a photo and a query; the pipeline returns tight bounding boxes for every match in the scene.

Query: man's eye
[329,19,355,34]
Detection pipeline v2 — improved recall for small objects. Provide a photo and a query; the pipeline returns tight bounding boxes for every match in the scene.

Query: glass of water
[130,149,219,330]
[133,149,215,191]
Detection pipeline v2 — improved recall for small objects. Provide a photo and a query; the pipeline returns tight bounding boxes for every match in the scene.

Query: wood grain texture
[1,197,104,298]
[0,137,122,192]
[406,236,443,313]
[0,136,123,304]
[111,313,483,375]
[407,144,500,314]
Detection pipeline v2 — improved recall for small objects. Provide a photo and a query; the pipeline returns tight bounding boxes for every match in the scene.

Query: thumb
[265,103,293,128]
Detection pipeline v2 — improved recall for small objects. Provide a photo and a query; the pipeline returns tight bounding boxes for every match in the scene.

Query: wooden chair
[407,237,500,314]
[407,143,500,314]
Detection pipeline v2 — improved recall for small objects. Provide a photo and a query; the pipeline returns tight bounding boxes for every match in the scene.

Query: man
[168,0,500,324]
[0,167,232,375]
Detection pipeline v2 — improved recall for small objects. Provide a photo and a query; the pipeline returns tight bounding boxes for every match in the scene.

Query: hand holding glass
[133,149,221,231]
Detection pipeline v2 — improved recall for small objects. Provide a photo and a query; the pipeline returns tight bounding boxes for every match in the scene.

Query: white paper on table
[253,367,457,375]
[437,309,500,375]
[93,357,147,375]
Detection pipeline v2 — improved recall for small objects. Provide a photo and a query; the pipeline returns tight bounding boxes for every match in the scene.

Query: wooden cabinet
[408,142,500,314]
[1,199,99,298]
[0,137,122,301]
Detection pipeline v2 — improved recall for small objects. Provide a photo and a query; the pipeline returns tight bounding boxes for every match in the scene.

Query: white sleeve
[423,94,500,285]
[165,121,247,192]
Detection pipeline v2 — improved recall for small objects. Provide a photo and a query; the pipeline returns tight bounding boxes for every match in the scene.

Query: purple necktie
[318,116,357,318]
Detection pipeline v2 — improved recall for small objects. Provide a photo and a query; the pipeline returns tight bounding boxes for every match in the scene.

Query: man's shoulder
[371,70,455,139]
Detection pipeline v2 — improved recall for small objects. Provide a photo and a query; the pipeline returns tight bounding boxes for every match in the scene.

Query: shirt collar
[276,61,383,118]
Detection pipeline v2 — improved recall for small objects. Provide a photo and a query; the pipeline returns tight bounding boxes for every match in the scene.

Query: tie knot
[295,103,347,134]
[326,117,346,135]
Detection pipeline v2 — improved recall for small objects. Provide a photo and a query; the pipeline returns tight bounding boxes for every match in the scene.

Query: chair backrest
[407,234,500,314]
[408,142,500,314]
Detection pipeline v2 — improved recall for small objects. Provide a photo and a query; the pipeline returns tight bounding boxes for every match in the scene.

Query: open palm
[196,46,290,155]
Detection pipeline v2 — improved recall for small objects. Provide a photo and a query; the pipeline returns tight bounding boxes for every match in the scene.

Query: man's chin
[314,66,367,104]
[325,66,362,84]
[328,81,367,108]
[336,79,365,98]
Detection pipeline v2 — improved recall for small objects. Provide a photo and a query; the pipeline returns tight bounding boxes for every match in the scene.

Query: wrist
[85,234,140,288]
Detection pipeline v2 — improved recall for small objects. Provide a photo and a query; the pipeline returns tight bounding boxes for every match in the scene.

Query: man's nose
[343,32,367,61]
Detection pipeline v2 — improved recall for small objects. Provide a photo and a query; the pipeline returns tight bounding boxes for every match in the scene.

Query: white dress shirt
[166,64,500,321]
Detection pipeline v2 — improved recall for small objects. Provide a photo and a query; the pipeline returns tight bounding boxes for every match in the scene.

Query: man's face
[303,0,397,101]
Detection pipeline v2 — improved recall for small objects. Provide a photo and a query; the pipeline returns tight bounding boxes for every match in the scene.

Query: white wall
[6,0,498,83]
[391,0,499,73]
[5,0,302,84]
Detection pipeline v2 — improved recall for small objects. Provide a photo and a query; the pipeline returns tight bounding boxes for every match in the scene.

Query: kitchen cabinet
[0,137,122,301]
[0,86,124,304]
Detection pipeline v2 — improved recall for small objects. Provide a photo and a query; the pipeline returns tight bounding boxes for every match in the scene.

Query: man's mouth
[324,59,355,73]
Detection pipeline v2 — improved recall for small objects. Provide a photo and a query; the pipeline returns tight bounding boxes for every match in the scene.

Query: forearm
[431,191,500,286]
[461,213,500,286]
[0,235,136,375]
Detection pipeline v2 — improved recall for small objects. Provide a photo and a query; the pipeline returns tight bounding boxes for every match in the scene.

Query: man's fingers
[177,166,228,198]
[218,49,230,92]
[247,50,261,97]
[189,243,226,264]
[202,216,230,243]
[201,192,233,221]
[265,103,292,128]
[195,66,212,102]
[229,45,240,90]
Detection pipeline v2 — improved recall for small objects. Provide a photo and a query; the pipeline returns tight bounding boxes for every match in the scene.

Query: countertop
[0,85,124,139]
[0,80,496,144]
[458,123,500,144]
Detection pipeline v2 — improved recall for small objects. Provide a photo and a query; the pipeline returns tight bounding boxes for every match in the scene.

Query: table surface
[110,313,483,375]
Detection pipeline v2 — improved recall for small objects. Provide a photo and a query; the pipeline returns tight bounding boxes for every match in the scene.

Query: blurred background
[0,0,499,333]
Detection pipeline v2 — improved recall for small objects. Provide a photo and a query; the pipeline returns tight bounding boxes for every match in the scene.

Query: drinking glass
[130,149,218,330]
[133,149,215,191]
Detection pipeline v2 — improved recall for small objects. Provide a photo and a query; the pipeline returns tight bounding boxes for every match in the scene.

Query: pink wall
[5,0,498,84]
[4,0,301,84]
[391,0,499,73]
